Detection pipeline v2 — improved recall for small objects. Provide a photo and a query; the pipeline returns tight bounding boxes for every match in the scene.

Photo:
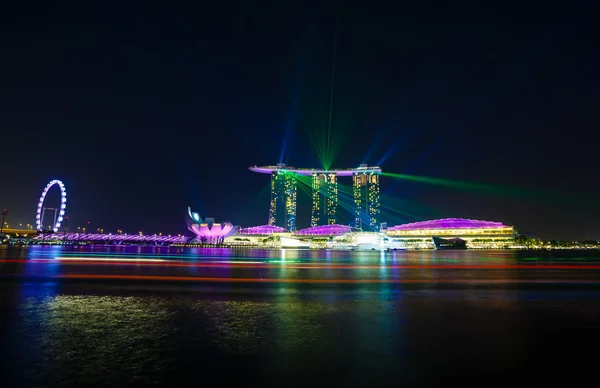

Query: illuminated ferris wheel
[36,180,67,232]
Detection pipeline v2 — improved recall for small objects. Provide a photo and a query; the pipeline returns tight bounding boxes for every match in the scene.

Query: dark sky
[1,1,599,240]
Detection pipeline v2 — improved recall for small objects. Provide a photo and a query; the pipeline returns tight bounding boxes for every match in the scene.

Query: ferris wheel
[36,180,67,232]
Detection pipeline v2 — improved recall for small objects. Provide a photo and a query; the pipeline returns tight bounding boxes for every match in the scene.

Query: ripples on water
[1,246,600,387]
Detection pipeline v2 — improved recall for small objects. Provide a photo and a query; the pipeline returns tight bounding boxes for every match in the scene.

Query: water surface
[1,246,599,387]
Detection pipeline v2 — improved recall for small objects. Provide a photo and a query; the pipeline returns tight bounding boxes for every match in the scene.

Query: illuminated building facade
[238,225,287,234]
[311,173,338,226]
[385,218,516,249]
[295,224,351,236]
[268,165,297,231]
[353,165,381,231]
[249,164,382,232]
[223,218,518,250]
[185,207,239,244]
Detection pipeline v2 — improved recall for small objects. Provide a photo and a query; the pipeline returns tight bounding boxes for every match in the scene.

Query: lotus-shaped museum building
[186,207,239,243]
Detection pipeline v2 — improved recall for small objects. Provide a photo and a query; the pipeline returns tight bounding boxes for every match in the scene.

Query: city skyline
[1,3,600,387]
[0,3,599,240]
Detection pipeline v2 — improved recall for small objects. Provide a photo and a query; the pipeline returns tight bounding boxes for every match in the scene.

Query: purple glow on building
[238,225,287,235]
[184,207,239,243]
[189,222,238,239]
[294,224,351,236]
[387,218,510,231]
[33,233,188,244]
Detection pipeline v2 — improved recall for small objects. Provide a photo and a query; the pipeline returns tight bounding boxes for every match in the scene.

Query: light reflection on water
[3,245,599,264]
[0,245,522,262]
[2,246,600,386]
[11,292,403,383]
[6,285,600,387]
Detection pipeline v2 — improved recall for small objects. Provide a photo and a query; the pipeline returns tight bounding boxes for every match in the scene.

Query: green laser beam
[381,172,581,203]
[237,181,272,223]
[326,31,337,169]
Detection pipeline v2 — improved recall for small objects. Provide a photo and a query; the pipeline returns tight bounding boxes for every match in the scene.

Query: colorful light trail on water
[3,247,600,287]
[50,274,600,284]
[4,259,600,270]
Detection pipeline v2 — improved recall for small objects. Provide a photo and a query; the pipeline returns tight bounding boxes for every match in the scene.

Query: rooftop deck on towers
[249,165,382,176]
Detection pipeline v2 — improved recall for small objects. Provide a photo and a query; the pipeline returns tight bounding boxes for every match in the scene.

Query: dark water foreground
[1,246,600,387]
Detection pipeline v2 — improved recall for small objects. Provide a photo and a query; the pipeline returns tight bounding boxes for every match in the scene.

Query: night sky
[1,2,598,240]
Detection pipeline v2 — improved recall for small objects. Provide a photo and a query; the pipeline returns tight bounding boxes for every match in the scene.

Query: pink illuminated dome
[387,218,510,231]
[238,225,287,235]
[294,224,351,236]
